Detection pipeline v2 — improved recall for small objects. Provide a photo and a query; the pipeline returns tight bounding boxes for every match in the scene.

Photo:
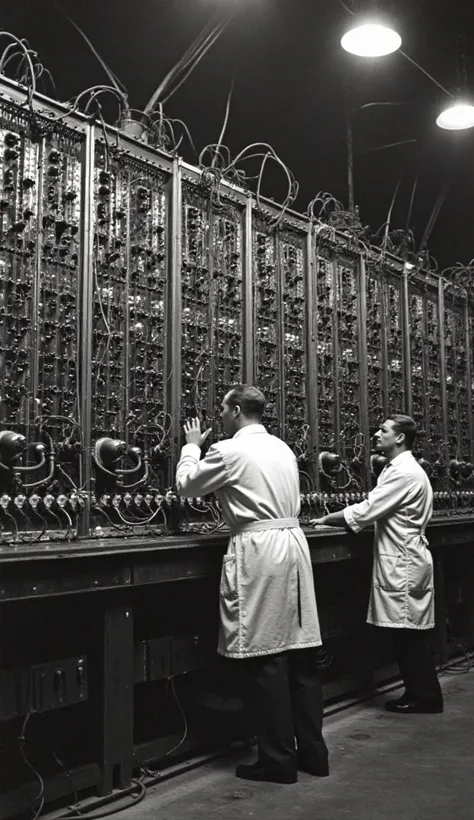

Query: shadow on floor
[119,670,474,820]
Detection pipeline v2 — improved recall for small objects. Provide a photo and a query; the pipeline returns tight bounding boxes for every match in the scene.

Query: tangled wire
[307,191,369,241]
[54,3,234,155]
[198,140,299,226]
[0,32,57,105]
[442,260,474,291]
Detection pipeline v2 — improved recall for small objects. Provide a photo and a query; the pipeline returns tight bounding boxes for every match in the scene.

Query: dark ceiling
[2,0,474,269]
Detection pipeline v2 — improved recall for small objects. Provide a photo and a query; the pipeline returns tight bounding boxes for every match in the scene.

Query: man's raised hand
[183,417,211,448]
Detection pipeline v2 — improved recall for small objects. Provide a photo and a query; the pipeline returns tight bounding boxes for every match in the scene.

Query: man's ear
[233,404,241,418]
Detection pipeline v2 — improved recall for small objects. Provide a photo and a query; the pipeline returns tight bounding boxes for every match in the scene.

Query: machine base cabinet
[1,523,473,818]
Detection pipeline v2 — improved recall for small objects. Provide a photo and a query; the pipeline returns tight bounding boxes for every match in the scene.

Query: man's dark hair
[226,385,266,420]
[386,414,417,449]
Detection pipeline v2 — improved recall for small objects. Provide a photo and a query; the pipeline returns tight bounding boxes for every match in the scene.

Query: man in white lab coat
[176,385,329,784]
[311,414,443,714]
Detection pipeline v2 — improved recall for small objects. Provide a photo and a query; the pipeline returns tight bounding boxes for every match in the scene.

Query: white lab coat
[175,424,322,658]
[343,450,434,629]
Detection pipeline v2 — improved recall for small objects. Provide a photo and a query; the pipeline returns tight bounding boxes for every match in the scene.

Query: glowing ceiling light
[341,23,402,58]
[436,102,474,130]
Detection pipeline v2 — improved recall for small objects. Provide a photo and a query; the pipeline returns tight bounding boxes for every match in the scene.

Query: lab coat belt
[405,531,428,544]
[231,517,300,536]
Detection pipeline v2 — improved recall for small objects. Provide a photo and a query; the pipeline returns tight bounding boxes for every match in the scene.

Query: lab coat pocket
[408,549,433,595]
[375,553,407,592]
[220,554,238,601]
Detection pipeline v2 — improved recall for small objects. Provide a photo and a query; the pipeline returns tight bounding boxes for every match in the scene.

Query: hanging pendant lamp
[436,100,474,130]
[341,21,401,57]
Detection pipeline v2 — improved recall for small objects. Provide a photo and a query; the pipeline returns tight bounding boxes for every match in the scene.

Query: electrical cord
[16,506,47,545]
[148,106,197,154]
[150,8,235,111]
[198,141,298,227]
[18,713,45,820]
[0,507,19,542]
[48,781,147,820]
[210,77,234,170]
[0,32,37,105]
[308,193,368,243]
[56,4,128,103]
[339,0,359,15]
[93,506,133,533]
[45,680,187,819]
[144,676,189,776]
[51,752,81,810]
[438,641,474,674]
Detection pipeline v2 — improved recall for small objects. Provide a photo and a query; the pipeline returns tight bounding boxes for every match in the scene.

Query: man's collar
[388,450,414,468]
[233,424,267,439]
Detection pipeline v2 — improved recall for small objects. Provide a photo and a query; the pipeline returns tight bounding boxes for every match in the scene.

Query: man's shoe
[235,761,297,784]
[297,753,329,777]
[387,691,413,707]
[385,697,443,714]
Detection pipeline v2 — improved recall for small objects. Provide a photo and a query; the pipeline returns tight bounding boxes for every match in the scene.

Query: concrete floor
[124,670,474,820]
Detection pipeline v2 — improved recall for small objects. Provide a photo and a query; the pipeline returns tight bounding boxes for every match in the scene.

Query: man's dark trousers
[242,648,329,779]
[388,627,442,701]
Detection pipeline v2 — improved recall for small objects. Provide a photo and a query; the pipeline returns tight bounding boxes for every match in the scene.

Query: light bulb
[341,23,402,58]
[436,102,474,131]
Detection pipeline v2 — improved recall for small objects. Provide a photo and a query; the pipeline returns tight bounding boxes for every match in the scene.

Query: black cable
[18,713,45,820]
[439,643,473,675]
[144,676,189,776]
[48,781,146,820]
[52,752,81,810]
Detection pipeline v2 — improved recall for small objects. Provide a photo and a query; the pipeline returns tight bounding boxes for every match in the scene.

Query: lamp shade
[341,23,402,57]
[436,102,474,130]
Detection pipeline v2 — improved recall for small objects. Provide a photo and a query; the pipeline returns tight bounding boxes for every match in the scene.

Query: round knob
[94,437,127,468]
[418,458,433,477]
[0,431,27,464]
[370,454,388,477]
[4,132,18,147]
[449,459,461,477]
[319,451,341,476]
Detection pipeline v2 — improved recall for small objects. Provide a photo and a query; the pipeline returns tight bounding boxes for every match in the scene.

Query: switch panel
[31,656,88,713]
[0,655,88,719]
[253,217,280,436]
[142,634,210,682]
[181,183,244,426]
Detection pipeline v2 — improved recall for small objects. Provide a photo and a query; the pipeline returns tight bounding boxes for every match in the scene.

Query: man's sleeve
[175,443,230,498]
[343,468,410,533]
